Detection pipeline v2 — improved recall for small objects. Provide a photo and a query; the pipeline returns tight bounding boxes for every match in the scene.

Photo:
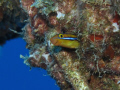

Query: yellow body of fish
[50,34,80,49]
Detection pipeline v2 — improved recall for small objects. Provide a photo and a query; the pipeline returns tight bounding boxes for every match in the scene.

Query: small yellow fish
[50,34,80,49]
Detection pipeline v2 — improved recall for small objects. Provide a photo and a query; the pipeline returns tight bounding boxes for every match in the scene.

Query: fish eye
[59,34,64,38]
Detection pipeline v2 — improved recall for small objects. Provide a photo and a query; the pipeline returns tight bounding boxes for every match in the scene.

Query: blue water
[0,38,59,90]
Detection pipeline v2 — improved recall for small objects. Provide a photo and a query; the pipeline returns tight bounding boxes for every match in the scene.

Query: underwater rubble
[1,0,120,90]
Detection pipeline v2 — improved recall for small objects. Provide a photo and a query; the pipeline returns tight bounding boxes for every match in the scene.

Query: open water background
[0,38,59,90]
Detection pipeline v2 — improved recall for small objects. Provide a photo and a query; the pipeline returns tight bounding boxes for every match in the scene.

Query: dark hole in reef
[62,47,76,51]
[88,78,91,83]
[93,72,104,78]
[35,36,45,44]
[102,56,111,62]
[49,12,57,16]
[61,27,67,34]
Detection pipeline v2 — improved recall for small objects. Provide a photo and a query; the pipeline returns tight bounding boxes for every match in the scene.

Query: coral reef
[1,0,120,90]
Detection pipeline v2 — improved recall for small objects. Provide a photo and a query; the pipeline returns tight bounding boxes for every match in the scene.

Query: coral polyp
[1,0,120,89]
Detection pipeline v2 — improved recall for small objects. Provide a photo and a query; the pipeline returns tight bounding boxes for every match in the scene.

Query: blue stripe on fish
[58,37,78,40]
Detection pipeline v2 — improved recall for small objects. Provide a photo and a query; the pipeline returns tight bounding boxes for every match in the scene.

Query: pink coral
[32,15,48,35]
